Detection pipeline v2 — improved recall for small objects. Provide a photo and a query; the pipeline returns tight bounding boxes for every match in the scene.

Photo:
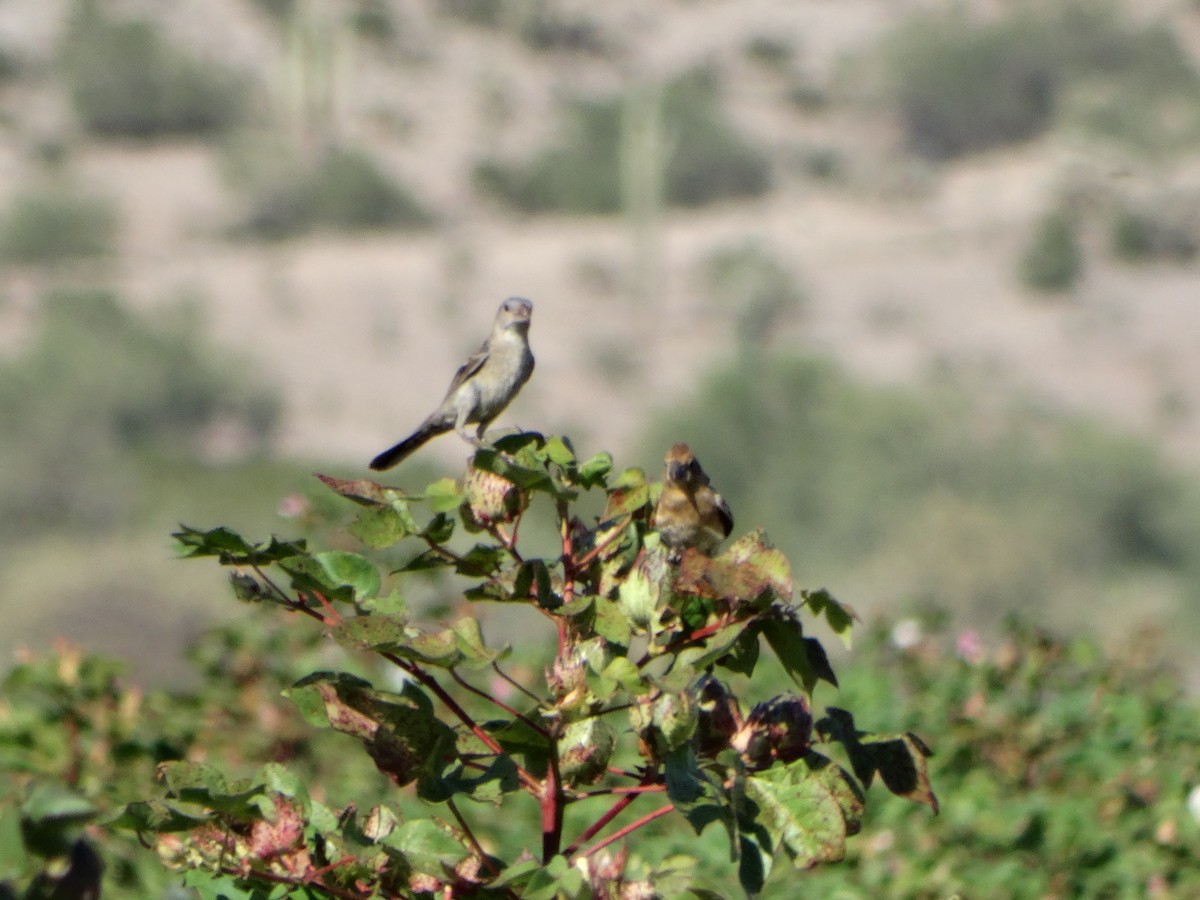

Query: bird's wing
[713,492,735,538]
[441,339,491,398]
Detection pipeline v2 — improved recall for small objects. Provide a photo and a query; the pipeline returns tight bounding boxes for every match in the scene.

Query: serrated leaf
[174,526,306,566]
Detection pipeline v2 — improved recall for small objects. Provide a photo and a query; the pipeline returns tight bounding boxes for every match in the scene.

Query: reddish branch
[576,804,675,860]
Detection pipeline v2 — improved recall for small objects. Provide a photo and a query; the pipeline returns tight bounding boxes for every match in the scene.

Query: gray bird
[370,297,535,470]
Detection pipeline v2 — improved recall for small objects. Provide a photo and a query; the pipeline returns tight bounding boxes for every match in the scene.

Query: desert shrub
[474,68,770,214]
[62,0,249,138]
[0,185,117,265]
[701,241,806,349]
[236,144,435,239]
[882,2,1200,159]
[0,289,279,537]
[1019,207,1083,293]
[1111,202,1199,263]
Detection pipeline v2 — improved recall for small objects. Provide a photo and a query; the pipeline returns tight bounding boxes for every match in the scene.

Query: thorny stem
[576,804,675,861]
[449,667,550,739]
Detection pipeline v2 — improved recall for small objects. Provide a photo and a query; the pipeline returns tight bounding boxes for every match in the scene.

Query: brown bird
[653,443,734,556]
[370,297,535,470]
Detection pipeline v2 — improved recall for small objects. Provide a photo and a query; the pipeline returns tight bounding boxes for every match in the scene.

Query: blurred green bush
[474,68,770,214]
[881,1,1200,159]
[643,355,1200,630]
[1019,207,1084,293]
[0,185,117,265]
[0,289,279,538]
[1111,201,1199,264]
[62,0,249,138]
[231,143,435,239]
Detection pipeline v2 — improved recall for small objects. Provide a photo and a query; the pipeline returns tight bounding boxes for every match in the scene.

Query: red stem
[448,667,550,739]
[576,804,675,860]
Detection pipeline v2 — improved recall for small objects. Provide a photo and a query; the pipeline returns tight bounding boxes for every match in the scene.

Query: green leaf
[717,625,761,676]
[0,804,27,876]
[20,781,96,825]
[107,799,213,833]
[743,755,865,870]
[330,615,412,654]
[602,467,651,520]
[514,559,557,608]
[576,451,613,487]
[349,502,419,548]
[761,615,817,695]
[523,854,587,900]
[286,671,374,727]
[174,525,306,566]
[314,551,381,601]
[593,596,632,648]
[384,819,467,873]
[544,435,576,466]
[449,616,499,668]
[289,674,454,786]
[421,511,455,543]
[803,588,855,650]
[425,477,464,513]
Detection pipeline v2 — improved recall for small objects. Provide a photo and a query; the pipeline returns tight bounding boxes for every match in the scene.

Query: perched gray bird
[370,297,535,470]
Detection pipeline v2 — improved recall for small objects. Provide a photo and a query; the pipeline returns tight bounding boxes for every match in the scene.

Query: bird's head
[495,297,533,333]
[664,442,701,484]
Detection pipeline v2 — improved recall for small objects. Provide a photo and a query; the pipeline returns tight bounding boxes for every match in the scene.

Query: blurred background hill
[3,0,1200,682]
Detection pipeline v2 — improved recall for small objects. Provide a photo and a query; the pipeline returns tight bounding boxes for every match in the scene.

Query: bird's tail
[369,423,447,470]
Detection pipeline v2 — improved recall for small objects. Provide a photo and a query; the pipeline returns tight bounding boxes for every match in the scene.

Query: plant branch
[448,667,550,739]
[491,660,543,704]
[447,797,501,880]
[563,767,660,858]
[380,652,540,794]
[575,804,675,861]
